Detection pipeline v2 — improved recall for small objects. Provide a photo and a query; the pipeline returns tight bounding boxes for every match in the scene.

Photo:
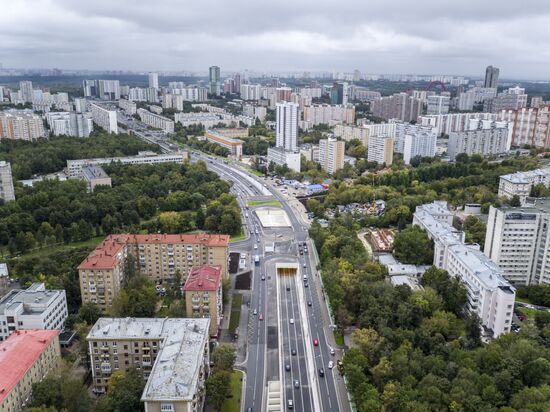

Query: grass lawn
[221,371,243,412]
[334,331,345,346]
[229,230,247,243]
[228,294,242,334]
[248,200,281,207]
[517,306,540,320]
[4,236,104,260]
[249,169,265,177]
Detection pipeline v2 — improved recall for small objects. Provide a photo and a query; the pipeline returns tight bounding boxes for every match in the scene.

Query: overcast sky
[2,0,549,79]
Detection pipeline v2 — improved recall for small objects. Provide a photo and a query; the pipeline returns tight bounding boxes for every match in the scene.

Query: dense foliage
[393,226,434,265]
[0,133,159,180]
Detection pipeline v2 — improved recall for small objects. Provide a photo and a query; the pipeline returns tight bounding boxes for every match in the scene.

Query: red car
[259,314,264,321]
[313,339,319,346]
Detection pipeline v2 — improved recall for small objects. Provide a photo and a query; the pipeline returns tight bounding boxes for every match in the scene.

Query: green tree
[78,302,102,325]
[111,274,157,317]
[211,345,236,373]
[206,370,232,411]
[393,226,434,265]
[103,368,145,412]
[509,195,521,207]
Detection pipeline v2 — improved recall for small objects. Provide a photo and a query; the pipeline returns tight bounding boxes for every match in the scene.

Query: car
[304,282,309,288]
[319,368,325,377]
[287,399,293,409]
[253,309,257,315]
[289,318,294,324]
[330,347,335,355]
[307,301,312,307]
[303,263,307,268]
[293,380,300,389]
[313,339,319,346]
[291,348,297,356]
[261,275,265,281]
[285,364,291,371]
[247,408,253,412]
[286,286,290,291]
[328,361,334,369]
[254,244,258,249]
[259,314,264,321]
[299,250,303,255]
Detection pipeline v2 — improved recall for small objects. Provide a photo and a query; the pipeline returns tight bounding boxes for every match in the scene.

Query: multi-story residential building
[349,86,381,102]
[209,66,221,96]
[0,110,46,141]
[243,104,267,122]
[137,109,174,133]
[484,65,500,89]
[266,147,301,173]
[295,87,323,99]
[268,102,301,172]
[0,264,8,297]
[66,151,188,178]
[448,119,511,160]
[0,161,15,202]
[498,106,550,148]
[87,317,210,412]
[118,98,137,115]
[330,82,349,105]
[531,96,545,109]
[498,167,550,204]
[90,103,118,134]
[184,265,223,337]
[427,95,450,115]
[394,123,437,164]
[367,134,394,166]
[149,105,163,115]
[485,200,550,286]
[318,138,345,174]
[81,165,112,192]
[302,104,355,127]
[79,234,229,309]
[74,97,87,113]
[299,144,320,162]
[148,72,159,90]
[413,201,515,337]
[0,283,67,341]
[97,80,121,100]
[371,92,423,122]
[485,86,528,113]
[0,330,61,412]
[18,81,34,103]
[204,130,244,158]
[46,112,93,137]
[240,84,262,101]
[457,90,476,111]
[417,112,498,136]
[175,112,236,128]
[165,86,208,103]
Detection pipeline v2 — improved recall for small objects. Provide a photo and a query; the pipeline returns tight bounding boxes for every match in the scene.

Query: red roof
[0,330,60,403]
[78,233,229,270]
[184,265,223,291]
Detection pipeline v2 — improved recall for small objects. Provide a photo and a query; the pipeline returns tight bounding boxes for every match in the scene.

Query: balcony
[142,359,152,367]
[101,363,112,375]
[100,346,109,351]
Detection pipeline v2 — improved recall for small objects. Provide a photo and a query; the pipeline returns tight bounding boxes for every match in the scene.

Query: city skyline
[2,0,550,79]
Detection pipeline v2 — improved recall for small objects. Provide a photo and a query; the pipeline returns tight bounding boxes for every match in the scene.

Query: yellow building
[79,234,229,310]
[0,330,61,412]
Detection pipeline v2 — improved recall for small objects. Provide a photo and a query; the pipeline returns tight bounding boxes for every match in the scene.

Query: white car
[289,318,294,324]
[328,361,334,369]
[254,245,258,249]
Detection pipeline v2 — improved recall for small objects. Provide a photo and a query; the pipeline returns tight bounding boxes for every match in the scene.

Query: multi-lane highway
[189,152,347,412]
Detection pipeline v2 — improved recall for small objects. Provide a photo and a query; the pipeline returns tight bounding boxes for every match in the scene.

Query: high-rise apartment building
[498,167,550,205]
[275,102,298,151]
[394,123,437,164]
[87,317,210,412]
[137,108,174,133]
[239,84,262,101]
[0,161,15,202]
[18,81,33,103]
[426,95,450,115]
[184,265,223,337]
[97,80,120,100]
[0,110,46,141]
[484,65,500,89]
[448,119,511,161]
[413,201,515,337]
[485,86,528,113]
[318,138,345,174]
[0,330,61,412]
[118,98,137,115]
[209,66,221,96]
[485,200,550,286]
[302,104,355,126]
[498,106,550,148]
[418,113,498,136]
[78,234,229,309]
[330,82,349,105]
[0,283,68,341]
[148,72,159,89]
[367,134,394,166]
[74,97,87,113]
[90,103,118,134]
[371,92,422,122]
[46,112,93,137]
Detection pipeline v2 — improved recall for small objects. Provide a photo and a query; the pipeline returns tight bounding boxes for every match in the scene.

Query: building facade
[209,66,221,96]
[137,108,174,133]
[276,102,298,151]
[148,72,159,90]
[394,123,437,164]
[318,138,345,174]
[448,119,511,160]
[0,330,61,412]
[426,95,450,115]
[0,110,46,141]
[498,106,550,148]
[184,265,223,337]
[204,130,244,158]
[90,103,118,134]
[0,161,15,202]
[484,65,500,89]
[302,104,355,126]
[370,92,422,122]
[87,317,209,412]
[78,234,229,309]
[367,134,394,166]
[46,112,93,137]
[498,167,550,204]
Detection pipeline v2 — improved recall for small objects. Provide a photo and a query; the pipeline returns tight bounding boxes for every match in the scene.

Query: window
[160,403,174,412]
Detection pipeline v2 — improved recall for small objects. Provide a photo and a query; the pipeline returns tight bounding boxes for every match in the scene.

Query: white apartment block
[266,147,301,173]
[0,161,15,202]
[240,84,262,101]
[485,201,550,286]
[74,97,88,113]
[371,92,422,122]
[458,90,476,111]
[87,317,210,412]
[427,95,450,115]
[165,86,208,103]
[302,104,355,126]
[394,123,437,164]
[498,106,550,148]
[367,134,394,166]
[137,108,174,133]
[0,110,46,141]
[67,151,188,178]
[276,102,298,151]
[175,112,236,129]
[90,103,118,134]
[498,167,550,204]
[0,283,68,341]
[97,80,121,100]
[118,98,137,115]
[46,112,93,137]
[243,104,267,122]
[448,119,511,161]
[349,87,381,102]
[413,201,515,337]
[300,144,319,162]
[417,112,498,136]
[128,87,157,103]
[486,86,528,113]
[148,72,159,89]
[318,138,345,174]
[295,87,323,99]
